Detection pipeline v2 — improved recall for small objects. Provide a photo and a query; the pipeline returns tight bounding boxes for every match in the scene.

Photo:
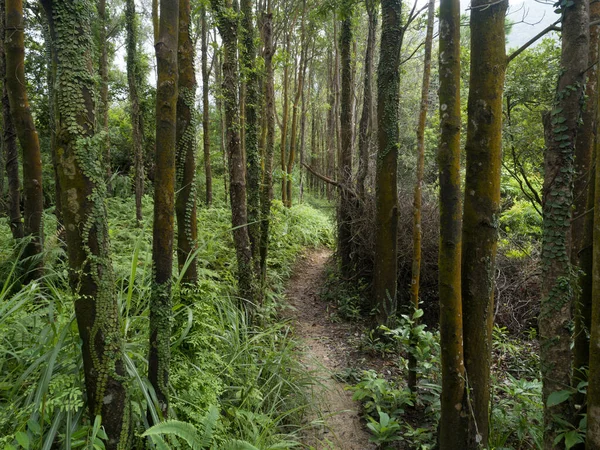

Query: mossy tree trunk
[461,0,508,446]
[6,0,44,280]
[125,0,145,225]
[408,0,434,393]
[373,0,402,326]
[150,0,179,418]
[572,0,599,405]
[356,0,376,200]
[201,5,212,206]
[241,0,261,273]
[259,5,274,286]
[338,0,354,276]
[540,0,588,447]
[0,0,21,241]
[438,0,467,444]
[175,0,198,285]
[40,0,131,447]
[212,0,256,306]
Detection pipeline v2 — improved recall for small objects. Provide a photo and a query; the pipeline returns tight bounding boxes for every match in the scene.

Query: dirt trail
[285,248,375,450]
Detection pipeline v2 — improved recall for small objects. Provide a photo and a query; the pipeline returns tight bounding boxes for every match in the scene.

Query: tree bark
[201,5,212,206]
[280,30,291,205]
[408,0,434,393]
[6,0,45,281]
[259,6,274,286]
[97,0,111,195]
[373,0,402,326]
[461,0,508,446]
[212,0,256,306]
[241,0,261,274]
[572,0,599,403]
[588,105,600,449]
[338,0,353,276]
[0,0,21,241]
[41,1,131,447]
[126,0,145,225]
[438,0,468,444]
[540,0,588,446]
[176,0,198,285]
[150,0,179,418]
[356,0,376,200]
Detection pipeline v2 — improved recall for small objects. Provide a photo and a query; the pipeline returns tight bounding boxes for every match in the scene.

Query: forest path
[285,248,375,450]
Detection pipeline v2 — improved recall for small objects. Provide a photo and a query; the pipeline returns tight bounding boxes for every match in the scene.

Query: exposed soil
[284,248,376,450]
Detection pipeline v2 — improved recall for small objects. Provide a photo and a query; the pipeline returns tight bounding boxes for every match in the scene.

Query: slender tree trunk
[41,1,131,447]
[461,0,508,446]
[97,0,111,195]
[280,30,291,205]
[6,0,44,280]
[438,0,468,444]
[338,1,353,276]
[573,0,600,403]
[373,0,402,326]
[326,50,335,201]
[356,0,376,200]
[259,6,274,286]
[285,9,307,208]
[0,0,21,241]
[150,0,179,418]
[201,5,212,206]
[212,0,256,305]
[175,0,198,285]
[540,0,588,446]
[126,0,145,225]
[241,0,261,273]
[215,49,229,204]
[408,0,435,393]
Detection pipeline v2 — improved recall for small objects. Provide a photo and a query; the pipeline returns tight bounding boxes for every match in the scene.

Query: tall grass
[0,196,333,448]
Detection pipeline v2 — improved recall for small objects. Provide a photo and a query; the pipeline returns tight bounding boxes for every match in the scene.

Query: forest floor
[284,248,376,450]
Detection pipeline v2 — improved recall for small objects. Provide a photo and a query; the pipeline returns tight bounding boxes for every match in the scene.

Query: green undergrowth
[0,196,333,449]
[321,266,545,449]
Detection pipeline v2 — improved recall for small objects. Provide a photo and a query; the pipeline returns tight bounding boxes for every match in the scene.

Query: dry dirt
[284,248,376,450]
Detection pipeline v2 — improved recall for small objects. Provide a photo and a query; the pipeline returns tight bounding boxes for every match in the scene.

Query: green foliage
[0,196,333,448]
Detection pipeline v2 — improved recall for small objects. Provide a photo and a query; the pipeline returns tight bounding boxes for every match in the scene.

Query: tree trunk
[259,6,274,286]
[176,0,198,285]
[338,2,354,277]
[201,5,212,206]
[356,0,376,200]
[241,0,261,273]
[212,0,256,305]
[408,0,435,393]
[6,0,44,281]
[540,0,588,446]
[280,30,291,205]
[41,1,131,447]
[373,0,402,326]
[438,0,468,444]
[215,49,229,205]
[126,0,145,225]
[285,10,307,208]
[461,0,508,446]
[0,0,21,241]
[572,0,599,403]
[150,0,179,418]
[588,92,600,450]
[97,0,111,195]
